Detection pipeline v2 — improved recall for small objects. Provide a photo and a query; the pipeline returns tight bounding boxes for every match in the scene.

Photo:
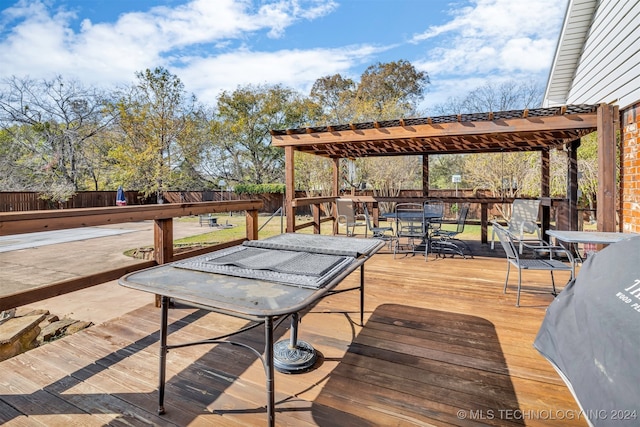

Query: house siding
[622,104,640,232]
[567,0,640,109]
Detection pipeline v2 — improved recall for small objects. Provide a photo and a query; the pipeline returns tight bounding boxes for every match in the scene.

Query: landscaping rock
[66,321,93,335]
[37,318,79,343]
[0,309,94,360]
[0,313,46,361]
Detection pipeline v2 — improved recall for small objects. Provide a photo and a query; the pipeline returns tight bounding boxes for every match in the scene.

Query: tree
[355,60,430,121]
[430,80,543,115]
[427,79,573,204]
[308,61,430,193]
[429,154,467,189]
[309,74,356,124]
[109,67,205,199]
[0,75,112,202]
[204,84,317,186]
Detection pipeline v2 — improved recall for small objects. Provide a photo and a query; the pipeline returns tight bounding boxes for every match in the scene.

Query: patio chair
[335,198,367,237]
[491,199,543,254]
[363,205,394,247]
[493,223,574,307]
[430,204,473,258]
[423,199,445,234]
[393,203,427,259]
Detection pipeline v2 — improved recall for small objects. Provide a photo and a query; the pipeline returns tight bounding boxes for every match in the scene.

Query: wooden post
[481,202,488,244]
[567,139,580,231]
[154,218,173,306]
[246,209,258,240]
[312,203,321,234]
[597,104,617,232]
[422,155,429,198]
[333,158,340,235]
[285,146,295,233]
[541,149,551,238]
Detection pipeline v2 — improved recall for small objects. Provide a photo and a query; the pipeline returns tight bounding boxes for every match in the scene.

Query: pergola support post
[567,139,581,231]
[541,149,551,238]
[285,146,295,233]
[332,158,340,235]
[597,104,618,232]
[422,155,429,198]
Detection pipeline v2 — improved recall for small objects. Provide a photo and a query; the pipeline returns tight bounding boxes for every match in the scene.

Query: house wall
[566,0,640,109]
[622,104,640,232]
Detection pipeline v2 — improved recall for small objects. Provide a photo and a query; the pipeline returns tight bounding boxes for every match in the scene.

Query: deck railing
[290,195,568,242]
[0,200,262,312]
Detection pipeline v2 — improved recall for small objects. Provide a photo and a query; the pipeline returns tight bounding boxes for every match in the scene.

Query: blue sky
[0,0,569,114]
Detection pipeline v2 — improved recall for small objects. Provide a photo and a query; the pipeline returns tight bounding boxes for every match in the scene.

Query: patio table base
[273,339,317,373]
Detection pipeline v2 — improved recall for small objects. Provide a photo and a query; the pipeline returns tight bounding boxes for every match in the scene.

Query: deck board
[0,242,585,426]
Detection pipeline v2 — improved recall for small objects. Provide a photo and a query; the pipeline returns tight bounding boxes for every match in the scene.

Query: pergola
[270,103,618,238]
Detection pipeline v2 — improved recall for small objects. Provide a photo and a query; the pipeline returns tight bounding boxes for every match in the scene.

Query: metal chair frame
[335,198,366,237]
[393,203,427,259]
[430,204,473,258]
[491,199,543,254]
[493,222,574,307]
[363,205,394,247]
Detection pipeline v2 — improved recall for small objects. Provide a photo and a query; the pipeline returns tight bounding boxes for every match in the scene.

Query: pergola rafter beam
[272,106,598,158]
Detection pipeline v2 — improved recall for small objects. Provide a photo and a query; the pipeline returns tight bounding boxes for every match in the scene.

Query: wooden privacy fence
[0,191,285,214]
[0,191,150,212]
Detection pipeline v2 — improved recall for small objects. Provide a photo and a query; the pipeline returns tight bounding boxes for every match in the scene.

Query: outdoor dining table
[546,229,639,262]
[118,233,384,427]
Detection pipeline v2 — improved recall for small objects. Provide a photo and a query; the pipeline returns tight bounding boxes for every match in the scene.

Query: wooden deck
[0,241,586,426]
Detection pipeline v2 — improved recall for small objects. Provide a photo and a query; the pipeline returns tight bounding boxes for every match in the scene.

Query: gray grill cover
[534,236,640,426]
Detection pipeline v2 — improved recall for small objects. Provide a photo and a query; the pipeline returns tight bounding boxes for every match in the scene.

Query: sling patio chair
[491,199,543,254]
[335,198,367,237]
[363,205,395,248]
[493,222,574,307]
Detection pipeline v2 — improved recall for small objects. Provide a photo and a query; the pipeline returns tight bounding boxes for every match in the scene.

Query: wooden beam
[270,114,598,148]
[333,158,340,235]
[541,149,550,239]
[0,261,156,312]
[422,155,429,197]
[153,217,173,306]
[246,209,258,240]
[0,238,247,312]
[285,146,295,233]
[567,139,580,231]
[0,200,263,235]
[597,104,617,232]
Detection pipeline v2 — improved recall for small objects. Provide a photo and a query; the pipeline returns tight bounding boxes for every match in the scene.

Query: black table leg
[264,316,275,427]
[158,295,169,415]
[360,264,365,326]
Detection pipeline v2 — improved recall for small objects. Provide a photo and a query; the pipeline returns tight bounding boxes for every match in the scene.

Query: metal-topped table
[546,229,639,262]
[119,233,384,427]
[546,229,638,244]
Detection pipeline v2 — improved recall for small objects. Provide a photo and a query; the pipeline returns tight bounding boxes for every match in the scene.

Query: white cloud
[0,0,567,110]
[0,0,342,92]
[179,44,380,104]
[412,0,567,108]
